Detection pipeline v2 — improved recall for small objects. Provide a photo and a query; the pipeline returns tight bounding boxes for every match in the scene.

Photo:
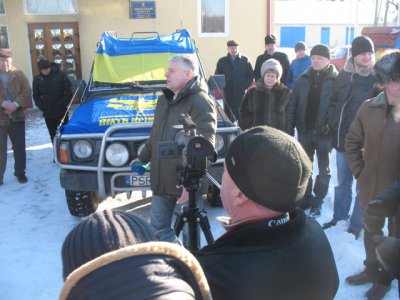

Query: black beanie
[225,126,312,212]
[265,34,276,45]
[310,44,331,59]
[38,59,51,70]
[61,209,155,280]
[295,42,306,52]
[351,35,374,57]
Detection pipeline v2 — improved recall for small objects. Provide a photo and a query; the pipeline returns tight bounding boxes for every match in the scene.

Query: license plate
[126,175,151,187]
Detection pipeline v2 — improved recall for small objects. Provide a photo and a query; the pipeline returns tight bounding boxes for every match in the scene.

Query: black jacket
[239,79,290,131]
[286,65,338,136]
[195,210,339,300]
[328,59,378,151]
[32,63,72,118]
[254,51,290,83]
[215,54,254,120]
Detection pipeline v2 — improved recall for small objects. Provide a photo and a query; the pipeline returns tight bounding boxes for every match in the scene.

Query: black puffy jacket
[32,63,72,118]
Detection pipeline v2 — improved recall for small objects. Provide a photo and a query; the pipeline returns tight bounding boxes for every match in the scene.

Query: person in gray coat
[286,44,338,217]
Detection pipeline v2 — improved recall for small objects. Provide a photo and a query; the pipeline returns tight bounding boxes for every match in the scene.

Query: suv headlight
[215,134,224,152]
[73,140,93,159]
[106,142,129,166]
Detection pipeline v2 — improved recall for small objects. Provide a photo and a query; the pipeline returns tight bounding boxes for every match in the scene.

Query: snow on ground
[0,107,398,299]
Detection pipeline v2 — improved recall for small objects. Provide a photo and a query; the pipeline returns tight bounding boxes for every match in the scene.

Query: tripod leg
[198,210,214,245]
[174,212,186,238]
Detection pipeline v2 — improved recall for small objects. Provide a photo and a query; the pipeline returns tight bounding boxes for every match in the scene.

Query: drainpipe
[266,0,271,34]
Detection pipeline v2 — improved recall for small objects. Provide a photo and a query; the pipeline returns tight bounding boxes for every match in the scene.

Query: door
[28,23,81,80]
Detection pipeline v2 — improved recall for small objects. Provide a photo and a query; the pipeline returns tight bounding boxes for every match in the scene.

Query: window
[0,0,5,15]
[198,0,229,37]
[0,26,9,48]
[25,0,77,15]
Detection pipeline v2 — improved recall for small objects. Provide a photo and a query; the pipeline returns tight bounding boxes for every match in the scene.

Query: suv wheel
[65,190,99,216]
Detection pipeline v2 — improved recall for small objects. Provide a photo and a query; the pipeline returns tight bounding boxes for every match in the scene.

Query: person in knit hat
[254,34,290,84]
[60,210,212,300]
[287,41,311,89]
[195,126,339,300]
[324,35,378,241]
[214,39,253,121]
[344,51,400,300]
[61,209,156,279]
[32,56,72,144]
[239,59,290,131]
[61,241,212,300]
[286,44,338,217]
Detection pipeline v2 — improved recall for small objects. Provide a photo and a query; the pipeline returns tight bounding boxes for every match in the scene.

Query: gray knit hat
[61,209,155,279]
[311,44,331,59]
[374,51,400,84]
[225,126,312,212]
[260,58,283,80]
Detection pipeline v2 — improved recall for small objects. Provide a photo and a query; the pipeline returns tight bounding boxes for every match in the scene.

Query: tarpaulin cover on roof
[60,94,158,134]
[362,27,400,49]
[93,29,196,83]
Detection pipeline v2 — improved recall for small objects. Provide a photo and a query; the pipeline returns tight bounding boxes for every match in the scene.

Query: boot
[346,270,377,285]
[322,219,337,229]
[365,282,391,300]
[347,227,361,240]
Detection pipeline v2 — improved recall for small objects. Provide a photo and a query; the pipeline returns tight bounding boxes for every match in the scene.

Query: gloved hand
[373,234,400,279]
[2,101,17,112]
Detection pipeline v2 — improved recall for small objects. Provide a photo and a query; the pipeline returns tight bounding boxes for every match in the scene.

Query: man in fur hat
[345,51,400,300]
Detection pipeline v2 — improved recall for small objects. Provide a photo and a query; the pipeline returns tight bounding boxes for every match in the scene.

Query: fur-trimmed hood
[60,242,213,300]
[343,55,374,77]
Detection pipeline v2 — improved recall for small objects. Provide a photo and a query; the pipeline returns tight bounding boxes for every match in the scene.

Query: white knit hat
[260,59,283,80]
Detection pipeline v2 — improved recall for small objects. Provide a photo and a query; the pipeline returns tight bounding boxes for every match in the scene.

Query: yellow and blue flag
[93,30,196,83]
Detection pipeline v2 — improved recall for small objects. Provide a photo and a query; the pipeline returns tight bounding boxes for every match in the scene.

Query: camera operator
[194,126,339,300]
[131,54,217,243]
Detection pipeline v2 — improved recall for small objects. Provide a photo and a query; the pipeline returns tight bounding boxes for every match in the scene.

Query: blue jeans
[150,195,179,242]
[333,151,363,231]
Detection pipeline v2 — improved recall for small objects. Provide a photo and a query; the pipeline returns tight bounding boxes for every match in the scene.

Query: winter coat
[286,55,311,89]
[345,92,400,208]
[60,242,212,300]
[138,76,217,197]
[254,51,290,83]
[285,65,338,136]
[328,58,378,151]
[195,210,339,300]
[32,63,72,118]
[239,79,290,131]
[215,54,253,120]
[0,67,31,126]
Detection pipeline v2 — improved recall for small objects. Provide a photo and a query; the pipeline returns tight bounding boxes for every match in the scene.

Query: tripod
[174,177,214,251]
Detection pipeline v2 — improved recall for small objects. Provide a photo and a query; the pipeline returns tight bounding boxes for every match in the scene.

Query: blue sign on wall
[130,1,156,19]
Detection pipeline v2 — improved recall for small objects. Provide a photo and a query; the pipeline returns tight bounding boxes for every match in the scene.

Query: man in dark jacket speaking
[33,57,72,143]
[195,126,339,300]
[132,54,217,243]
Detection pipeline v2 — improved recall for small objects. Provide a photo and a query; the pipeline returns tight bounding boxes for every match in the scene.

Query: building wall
[2,0,273,83]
